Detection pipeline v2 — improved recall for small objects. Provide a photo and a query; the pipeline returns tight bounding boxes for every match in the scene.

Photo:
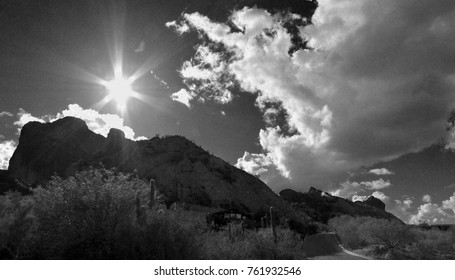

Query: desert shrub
[28,168,202,259]
[407,228,455,259]
[362,218,415,249]
[200,227,306,259]
[328,216,370,249]
[109,209,202,259]
[329,215,414,251]
[0,192,35,259]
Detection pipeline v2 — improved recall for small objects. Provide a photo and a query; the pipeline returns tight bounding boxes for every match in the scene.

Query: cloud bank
[169,0,455,191]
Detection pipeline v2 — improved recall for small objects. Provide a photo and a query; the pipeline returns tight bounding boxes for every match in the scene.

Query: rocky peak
[363,196,386,211]
[106,128,127,150]
[8,117,105,185]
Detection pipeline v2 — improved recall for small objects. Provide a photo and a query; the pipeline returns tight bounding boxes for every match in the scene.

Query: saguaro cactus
[149,179,155,209]
[136,195,145,226]
[270,207,277,244]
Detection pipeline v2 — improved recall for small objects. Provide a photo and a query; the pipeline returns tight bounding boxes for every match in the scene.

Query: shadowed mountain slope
[8,117,289,214]
[280,187,402,223]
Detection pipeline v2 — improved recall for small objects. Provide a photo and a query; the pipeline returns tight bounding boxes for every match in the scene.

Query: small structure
[206,209,253,230]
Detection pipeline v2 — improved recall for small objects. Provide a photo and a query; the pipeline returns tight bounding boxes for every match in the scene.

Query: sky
[1,0,455,224]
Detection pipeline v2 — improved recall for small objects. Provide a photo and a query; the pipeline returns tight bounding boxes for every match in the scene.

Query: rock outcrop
[279,187,401,223]
[8,117,289,214]
[361,196,386,211]
[8,117,105,186]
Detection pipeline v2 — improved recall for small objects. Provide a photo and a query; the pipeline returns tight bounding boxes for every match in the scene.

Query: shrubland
[329,215,455,259]
[0,168,306,259]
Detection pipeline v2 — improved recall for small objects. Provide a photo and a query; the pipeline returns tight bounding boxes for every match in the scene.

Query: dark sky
[1,0,455,224]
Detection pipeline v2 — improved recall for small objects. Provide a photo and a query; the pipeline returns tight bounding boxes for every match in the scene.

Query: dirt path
[303,232,369,260]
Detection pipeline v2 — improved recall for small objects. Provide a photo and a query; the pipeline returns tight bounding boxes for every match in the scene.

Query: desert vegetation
[329,215,455,259]
[0,168,307,260]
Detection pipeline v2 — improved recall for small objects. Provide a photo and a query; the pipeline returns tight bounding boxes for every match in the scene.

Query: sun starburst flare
[101,75,134,111]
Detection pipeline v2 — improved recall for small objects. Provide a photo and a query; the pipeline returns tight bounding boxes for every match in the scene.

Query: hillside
[7,117,289,214]
[280,187,402,224]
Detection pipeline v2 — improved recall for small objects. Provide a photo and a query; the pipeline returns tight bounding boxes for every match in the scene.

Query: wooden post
[264,213,269,228]
[261,217,265,228]
[270,207,277,244]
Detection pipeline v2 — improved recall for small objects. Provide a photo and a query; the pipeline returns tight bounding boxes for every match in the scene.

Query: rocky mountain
[8,117,289,214]
[279,187,402,223]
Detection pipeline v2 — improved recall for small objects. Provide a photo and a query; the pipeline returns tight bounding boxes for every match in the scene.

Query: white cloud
[368,168,393,175]
[14,109,45,133]
[390,192,455,224]
[331,181,362,198]
[166,20,190,35]
[442,192,455,215]
[422,194,432,203]
[0,111,14,118]
[409,203,450,225]
[171,88,195,108]
[332,179,391,198]
[0,140,17,170]
[361,179,391,190]
[170,1,455,190]
[53,104,146,140]
[352,191,389,203]
[371,191,389,202]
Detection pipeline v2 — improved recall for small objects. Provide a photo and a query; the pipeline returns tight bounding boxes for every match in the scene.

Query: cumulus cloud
[169,1,455,190]
[0,111,14,118]
[0,140,17,170]
[442,192,455,215]
[409,203,450,225]
[331,179,391,198]
[171,88,196,108]
[14,109,45,133]
[352,191,389,203]
[422,194,432,203]
[389,193,455,224]
[369,168,393,176]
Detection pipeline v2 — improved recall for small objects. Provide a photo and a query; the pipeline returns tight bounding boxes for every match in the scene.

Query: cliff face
[279,187,402,223]
[8,117,105,186]
[8,117,288,213]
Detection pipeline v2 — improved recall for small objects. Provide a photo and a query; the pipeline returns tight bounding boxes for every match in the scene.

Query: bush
[200,227,306,259]
[28,168,202,259]
[0,192,35,259]
[408,228,455,259]
[329,216,414,251]
[328,216,370,249]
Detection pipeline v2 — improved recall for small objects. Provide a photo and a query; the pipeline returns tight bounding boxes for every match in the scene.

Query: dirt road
[302,232,369,260]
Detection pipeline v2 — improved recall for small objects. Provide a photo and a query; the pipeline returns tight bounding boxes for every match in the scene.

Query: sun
[103,76,133,110]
